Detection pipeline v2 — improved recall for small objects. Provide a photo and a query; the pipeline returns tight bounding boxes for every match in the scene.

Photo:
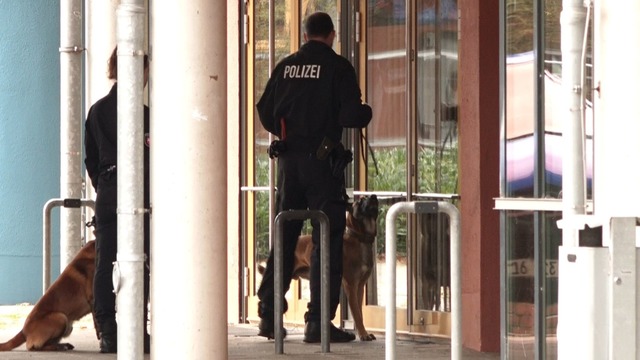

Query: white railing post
[385,201,461,360]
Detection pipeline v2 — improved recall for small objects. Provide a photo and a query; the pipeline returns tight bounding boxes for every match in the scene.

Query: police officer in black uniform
[84,47,151,353]
[255,12,372,343]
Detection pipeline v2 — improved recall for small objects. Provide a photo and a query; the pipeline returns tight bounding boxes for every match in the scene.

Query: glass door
[242,0,344,327]
[364,0,459,337]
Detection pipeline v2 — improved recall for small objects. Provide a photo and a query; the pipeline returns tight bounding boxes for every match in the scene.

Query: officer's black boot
[98,319,118,353]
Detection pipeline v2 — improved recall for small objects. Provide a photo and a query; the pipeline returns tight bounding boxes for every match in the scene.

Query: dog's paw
[359,333,376,341]
[58,343,75,351]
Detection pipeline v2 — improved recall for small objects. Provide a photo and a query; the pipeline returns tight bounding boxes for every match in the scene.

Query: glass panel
[367,0,408,308]
[253,0,292,289]
[416,0,458,195]
[301,0,338,42]
[544,211,561,359]
[505,210,535,358]
[505,0,534,198]
[416,213,450,311]
[504,209,561,359]
[414,0,458,312]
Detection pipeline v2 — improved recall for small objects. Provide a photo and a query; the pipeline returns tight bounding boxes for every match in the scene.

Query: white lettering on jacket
[283,65,321,79]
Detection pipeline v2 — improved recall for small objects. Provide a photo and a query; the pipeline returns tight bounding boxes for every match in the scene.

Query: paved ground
[0,305,500,359]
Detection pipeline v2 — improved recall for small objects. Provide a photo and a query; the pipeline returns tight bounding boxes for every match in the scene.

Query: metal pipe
[43,198,95,293]
[274,210,330,354]
[115,2,146,358]
[560,0,587,247]
[385,201,461,360]
[59,0,84,270]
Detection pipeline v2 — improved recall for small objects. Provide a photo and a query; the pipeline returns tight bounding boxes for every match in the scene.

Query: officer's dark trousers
[94,175,150,333]
[257,151,346,323]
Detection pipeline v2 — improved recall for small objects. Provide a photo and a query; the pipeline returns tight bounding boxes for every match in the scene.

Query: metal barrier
[274,210,330,354]
[42,198,95,293]
[385,201,461,360]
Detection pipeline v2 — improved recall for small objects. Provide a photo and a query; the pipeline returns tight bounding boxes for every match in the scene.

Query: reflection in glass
[414,0,458,313]
[367,0,408,308]
[252,0,291,289]
[503,0,592,357]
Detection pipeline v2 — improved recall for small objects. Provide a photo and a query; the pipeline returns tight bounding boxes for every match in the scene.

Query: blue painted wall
[0,1,61,304]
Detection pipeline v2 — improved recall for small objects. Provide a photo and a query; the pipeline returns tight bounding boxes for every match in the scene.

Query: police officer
[256,12,372,343]
[84,47,151,353]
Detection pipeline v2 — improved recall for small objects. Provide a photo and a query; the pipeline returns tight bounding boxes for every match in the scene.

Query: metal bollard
[274,210,330,354]
[42,198,95,293]
[384,201,461,360]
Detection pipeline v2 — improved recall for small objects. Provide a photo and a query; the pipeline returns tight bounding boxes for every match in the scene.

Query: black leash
[359,128,379,176]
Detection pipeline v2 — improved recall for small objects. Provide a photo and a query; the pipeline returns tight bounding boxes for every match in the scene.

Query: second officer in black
[255,12,372,343]
[84,47,151,353]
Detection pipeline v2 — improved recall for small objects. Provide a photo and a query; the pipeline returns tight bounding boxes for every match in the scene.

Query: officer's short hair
[304,12,334,38]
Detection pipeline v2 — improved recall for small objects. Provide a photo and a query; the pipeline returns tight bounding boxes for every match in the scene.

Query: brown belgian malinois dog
[0,240,96,351]
[291,195,379,341]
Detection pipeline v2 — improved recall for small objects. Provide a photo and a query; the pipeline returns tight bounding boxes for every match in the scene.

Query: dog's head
[351,194,379,221]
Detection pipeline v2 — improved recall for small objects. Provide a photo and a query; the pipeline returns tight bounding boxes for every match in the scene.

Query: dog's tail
[0,331,26,351]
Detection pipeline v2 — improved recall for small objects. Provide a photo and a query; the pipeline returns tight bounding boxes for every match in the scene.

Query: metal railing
[384,201,461,360]
[274,210,330,354]
[42,198,95,293]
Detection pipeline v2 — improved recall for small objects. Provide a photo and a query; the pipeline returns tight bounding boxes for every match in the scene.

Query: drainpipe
[60,0,84,270]
[115,1,146,359]
[560,0,587,247]
[150,1,228,358]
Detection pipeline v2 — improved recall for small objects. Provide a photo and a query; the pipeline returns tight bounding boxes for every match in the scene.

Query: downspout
[115,1,146,358]
[60,0,84,269]
[560,0,587,247]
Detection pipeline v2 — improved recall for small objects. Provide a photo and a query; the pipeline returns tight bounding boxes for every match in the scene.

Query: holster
[329,143,353,178]
[268,140,287,159]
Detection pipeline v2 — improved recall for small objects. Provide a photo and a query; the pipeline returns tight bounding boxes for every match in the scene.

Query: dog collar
[345,226,377,244]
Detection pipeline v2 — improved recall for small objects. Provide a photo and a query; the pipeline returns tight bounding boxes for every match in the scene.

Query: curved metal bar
[42,198,95,293]
[385,201,461,360]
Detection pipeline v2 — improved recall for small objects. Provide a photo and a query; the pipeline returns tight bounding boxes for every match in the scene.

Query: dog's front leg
[344,280,375,341]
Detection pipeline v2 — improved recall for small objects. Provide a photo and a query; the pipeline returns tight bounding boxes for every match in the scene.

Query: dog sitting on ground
[0,240,96,351]
[261,195,379,341]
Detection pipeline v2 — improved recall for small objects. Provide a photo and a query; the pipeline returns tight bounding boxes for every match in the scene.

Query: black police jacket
[256,40,372,152]
[84,84,150,204]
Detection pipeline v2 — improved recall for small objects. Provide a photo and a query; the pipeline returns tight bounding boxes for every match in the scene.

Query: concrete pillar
[458,0,501,352]
[593,0,640,218]
[150,1,228,358]
[59,0,84,269]
[226,2,241,324]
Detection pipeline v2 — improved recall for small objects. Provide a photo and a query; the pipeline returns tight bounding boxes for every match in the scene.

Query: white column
[226,1,241,324]
[59,0,84,269]
[150,1,228,358]
[593,0,640,218]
